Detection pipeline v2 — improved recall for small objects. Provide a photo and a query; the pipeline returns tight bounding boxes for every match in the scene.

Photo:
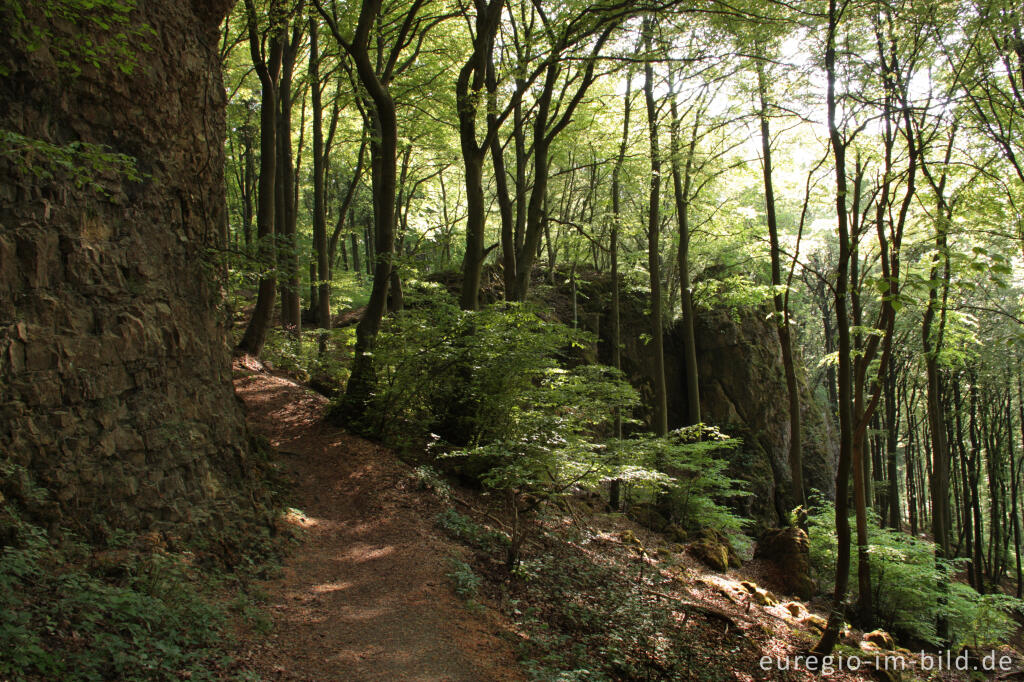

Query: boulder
[754,526,815,599]
[740,580,777,606]
[864,629,895,650]
[800,614,827,633]
[689,528,742,571]
[628,502,670,533]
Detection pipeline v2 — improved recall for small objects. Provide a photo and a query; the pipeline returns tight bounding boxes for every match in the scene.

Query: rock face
[0,1,248,536]
[576,276,838,529]
[684,309,838,526]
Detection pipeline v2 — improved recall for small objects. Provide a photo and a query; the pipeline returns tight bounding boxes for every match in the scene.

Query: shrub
[806,497,1023,647]
[615,425,751,547]
[352,292,604,447]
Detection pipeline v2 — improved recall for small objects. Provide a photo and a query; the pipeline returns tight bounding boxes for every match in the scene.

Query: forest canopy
[217,0,1024,657]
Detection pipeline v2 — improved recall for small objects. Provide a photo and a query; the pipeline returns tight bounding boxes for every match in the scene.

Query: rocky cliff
[0,1,250,538]
[573,276,838,529]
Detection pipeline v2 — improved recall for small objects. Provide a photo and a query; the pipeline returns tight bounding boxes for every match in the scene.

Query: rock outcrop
[0,1,249,537]
[575,276,838,529]
[753,526,815,600]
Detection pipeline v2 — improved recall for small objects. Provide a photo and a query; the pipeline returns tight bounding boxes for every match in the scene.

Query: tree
[237,0,285,357]
[642,16,668,437]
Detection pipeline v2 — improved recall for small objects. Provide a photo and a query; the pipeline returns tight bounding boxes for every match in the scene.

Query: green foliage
[0,130,143,197]
[353,290,635,449]
[435,508,509,550]
[260,326,355,390]
[410,465,454,502]
[806,497,1023,647]
[0,514,243,681]
[1,0,153,77]
[619,425,750,545]
[693,275,773,317]
[445,558,482,600]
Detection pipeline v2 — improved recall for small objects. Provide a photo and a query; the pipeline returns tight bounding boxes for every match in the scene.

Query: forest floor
[226,358,1014,681]
[230,358,525,682]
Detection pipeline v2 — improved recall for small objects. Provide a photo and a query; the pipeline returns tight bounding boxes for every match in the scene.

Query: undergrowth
[0,451,295,681]
[507,528,754,681]
[437,501,757,681]
[807,496,1024,648]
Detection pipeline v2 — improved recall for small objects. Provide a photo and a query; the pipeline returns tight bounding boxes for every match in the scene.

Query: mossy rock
[690,539,730,571]
[627,502,670,533]
[689,529,741,571]
[665,523,687,543]
[799,614,827,633]
[864,629,895,650]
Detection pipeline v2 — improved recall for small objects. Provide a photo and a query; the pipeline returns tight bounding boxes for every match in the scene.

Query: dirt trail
[233,363,525,682]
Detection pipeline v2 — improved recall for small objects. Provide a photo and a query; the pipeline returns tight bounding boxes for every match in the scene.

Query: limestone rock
[754,526,815,600]
[800,614,827,633]
[864,629,895,650]
[574,276,839,530]
[689,528,742,571]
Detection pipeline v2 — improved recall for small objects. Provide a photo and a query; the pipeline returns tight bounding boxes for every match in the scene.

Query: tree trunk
[757,59,802,507]
[310,17,330,329]
[316,0,407,425]
[277,20,302,335]
[885,358,901,527]
[643,20,667,437]
[608,76,632,511]
[237,2,284,357]
[669,73,701,428]
[815,0,855,653]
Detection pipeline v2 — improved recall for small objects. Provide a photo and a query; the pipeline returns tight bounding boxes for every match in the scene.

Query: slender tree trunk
[237,1,283,357]
[907,402,919,536]
[815,0,856,653]
[317,0,407,424]
[757,59,802,506]
[457,0,502,310]
[643,20,667,437]
[310,17,330,329]
[608,76,631,511]
[886,358,901,527]
[278,21,302,335]
[351,232,361,276]
[669,72,700,428]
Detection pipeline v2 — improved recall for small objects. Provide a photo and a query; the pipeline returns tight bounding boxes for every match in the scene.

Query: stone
[689,529,741,571]
[628,502,670,533]
[664,523,687,543]
[573,277,839,530]
[754,526,815,600]
[864,630,895,650]
[690,538,729,571]
[0,1,252,539]
[800,614,827,633]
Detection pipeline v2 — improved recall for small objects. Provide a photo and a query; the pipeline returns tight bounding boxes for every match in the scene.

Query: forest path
[232,361,525,682]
